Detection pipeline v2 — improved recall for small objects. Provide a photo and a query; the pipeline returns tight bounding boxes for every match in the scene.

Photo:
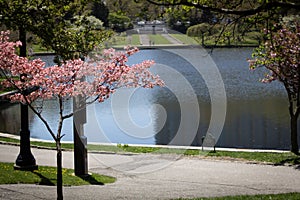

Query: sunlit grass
[148,34,171,44]
[170,34,199,45]
[130,34,141,45]
[0,162,115,186]
[0,136,299,165]
[178,193,300,200]
[30,44,52,53]
[192,35,259,47]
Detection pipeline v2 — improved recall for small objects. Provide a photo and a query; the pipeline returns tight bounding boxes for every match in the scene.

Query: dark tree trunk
[290,114,299,155]
[57,143,63,200]
[201,34,205,46]
[288,96,299,155]
[19,27,27,57]
[227,36,231,46]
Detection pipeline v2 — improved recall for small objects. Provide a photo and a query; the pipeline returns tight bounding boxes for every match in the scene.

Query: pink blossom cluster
[248,24,300,95]
[0,31,164,104]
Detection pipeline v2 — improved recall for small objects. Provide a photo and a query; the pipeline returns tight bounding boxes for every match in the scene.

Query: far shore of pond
[31,44,258,57]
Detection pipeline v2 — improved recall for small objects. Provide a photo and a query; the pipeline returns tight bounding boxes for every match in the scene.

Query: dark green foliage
[91,0,109,27]
[0,0,112,62]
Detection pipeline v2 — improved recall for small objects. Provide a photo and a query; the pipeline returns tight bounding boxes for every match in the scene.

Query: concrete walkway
[139,34,151,46]
[0,144,300,200]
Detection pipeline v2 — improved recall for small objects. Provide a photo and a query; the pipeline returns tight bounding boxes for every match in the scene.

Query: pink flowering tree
[0,31,164,199]
[248,23,300,155]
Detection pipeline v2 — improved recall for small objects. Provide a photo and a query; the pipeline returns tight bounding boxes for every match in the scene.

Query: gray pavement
[0,143,300,200]
[139,34,151,46]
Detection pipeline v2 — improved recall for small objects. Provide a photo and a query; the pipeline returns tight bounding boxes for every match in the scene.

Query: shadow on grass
[78,174,104,185]
[33,172,55,186]
[275,156,300,169]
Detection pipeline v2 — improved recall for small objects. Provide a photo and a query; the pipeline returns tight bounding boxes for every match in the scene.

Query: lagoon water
[1,47,298,150]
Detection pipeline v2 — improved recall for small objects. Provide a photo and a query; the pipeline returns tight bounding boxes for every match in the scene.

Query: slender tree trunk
[288,96,299,155]
[57,142,63,200]
[227,36,231,46]
[290,114,299,155]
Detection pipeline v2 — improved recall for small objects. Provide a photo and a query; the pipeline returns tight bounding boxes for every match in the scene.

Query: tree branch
[57,96,64,140]
[145,0,300,16]
[25,98,57,141]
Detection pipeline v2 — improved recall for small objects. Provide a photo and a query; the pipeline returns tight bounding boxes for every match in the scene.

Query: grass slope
[178,193,300,200]
[0,162,115,186]
[0,136,299,166]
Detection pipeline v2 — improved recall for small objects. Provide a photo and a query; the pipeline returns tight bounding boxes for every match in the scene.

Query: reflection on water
[0,102,20,134]
[1,48,299,150]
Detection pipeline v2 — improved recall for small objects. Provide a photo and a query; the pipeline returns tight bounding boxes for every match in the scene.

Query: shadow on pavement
[274,156,300,170]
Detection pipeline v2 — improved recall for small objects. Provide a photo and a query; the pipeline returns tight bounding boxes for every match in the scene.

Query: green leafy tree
[248,22,300,154]
[0,0,89,56]
[108,12,132,32]
[37,14,112,63]
[187,23,210,45]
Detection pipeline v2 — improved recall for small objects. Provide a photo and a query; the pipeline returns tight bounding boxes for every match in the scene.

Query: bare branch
[145,0,300,16]
[26,99,57,141]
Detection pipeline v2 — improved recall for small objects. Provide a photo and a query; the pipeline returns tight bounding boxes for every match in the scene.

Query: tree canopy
[143,0,300,16]
[141,0,299,44]
[0,0,112,62]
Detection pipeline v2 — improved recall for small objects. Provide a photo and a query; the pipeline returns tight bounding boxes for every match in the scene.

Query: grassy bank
[0,135,299,166]
[178,192,300,200]
[170,34,199,45]
[0,162,115,186]
[0,78,15,95]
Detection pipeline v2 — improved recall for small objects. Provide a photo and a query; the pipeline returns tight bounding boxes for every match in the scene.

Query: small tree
[248,23,300,154]
[108,12,132,32]
[187,23,210,46]
[0,31,164,199]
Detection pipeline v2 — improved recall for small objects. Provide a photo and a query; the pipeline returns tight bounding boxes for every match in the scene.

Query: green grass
[170,34,199,45]
[0,162,115,186]
[0,136,299,166]
[131,34,141,45]
[192,35,259,47]
[109,35,128,46]
[178,193,300,200]
[30,44,51,53]
[0,77,16,94]
[107,34,141,47]
[148,34,171,44]
[206,150,300,165]
[0,136,74,149]
[0,88,13,94]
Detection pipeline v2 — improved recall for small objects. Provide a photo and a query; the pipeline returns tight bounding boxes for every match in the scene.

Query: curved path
[0,144,299,200]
